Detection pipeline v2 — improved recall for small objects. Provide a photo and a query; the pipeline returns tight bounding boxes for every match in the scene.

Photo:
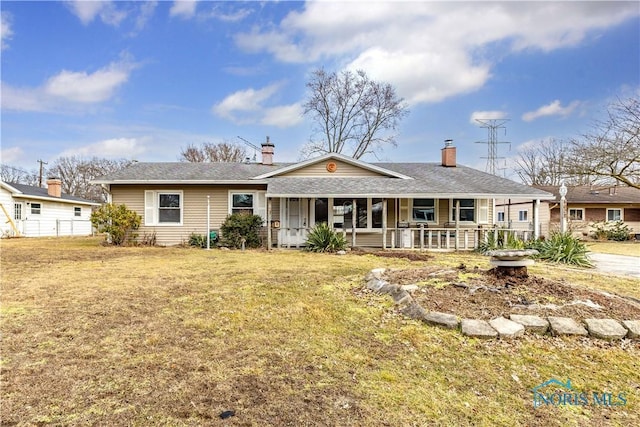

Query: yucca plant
[304,222,348,253]
[536,232,592,267]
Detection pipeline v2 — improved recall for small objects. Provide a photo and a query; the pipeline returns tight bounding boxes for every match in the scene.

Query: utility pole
[474,119,510,176]
[37,159,48,187]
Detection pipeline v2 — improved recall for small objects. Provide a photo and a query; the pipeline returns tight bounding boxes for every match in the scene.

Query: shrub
[219,213,263,249]
[188,232,217,248]
[304,222,347,253]
[534,232,592,267]
[90,203,141,246]
[476,229,525,254]
[591,220,632,241]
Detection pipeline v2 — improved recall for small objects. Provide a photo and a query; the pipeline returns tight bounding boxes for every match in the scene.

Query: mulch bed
[381,265,640,322]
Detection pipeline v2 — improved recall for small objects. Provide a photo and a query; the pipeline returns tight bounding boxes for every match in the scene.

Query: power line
[474,119,510,175]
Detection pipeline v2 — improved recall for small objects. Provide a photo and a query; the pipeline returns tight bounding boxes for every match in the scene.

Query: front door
[282,198,309,247]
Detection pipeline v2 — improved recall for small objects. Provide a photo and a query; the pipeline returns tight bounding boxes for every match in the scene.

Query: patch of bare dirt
[383,267,640,321]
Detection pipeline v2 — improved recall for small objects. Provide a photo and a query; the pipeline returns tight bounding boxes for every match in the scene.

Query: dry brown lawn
[1,237,639,426]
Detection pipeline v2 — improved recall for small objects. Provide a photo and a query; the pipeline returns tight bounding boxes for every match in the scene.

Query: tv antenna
[474,119,510,175]
[236,136,258,162]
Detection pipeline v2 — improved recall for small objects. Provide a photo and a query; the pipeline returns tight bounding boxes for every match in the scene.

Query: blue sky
[1,1,639,180]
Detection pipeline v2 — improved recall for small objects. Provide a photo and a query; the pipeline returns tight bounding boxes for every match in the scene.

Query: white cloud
[261,104,304,128]
[470,111,508,124]
[234,2,639,105]
[45,58,134,103]
[212,83,303,128]
[133,1,158,34]
[0,146,23,164]
[522,100,581,122]
[65,1,127,26]
[2,56,137,112]
[170,0,198,19]
[59,137,148,159]
[1,12,12,50]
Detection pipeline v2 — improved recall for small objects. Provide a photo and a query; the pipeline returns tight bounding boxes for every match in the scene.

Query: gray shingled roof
[94,160,554,199]
[268,164,554,198]
[94,162,291,183]
[534,185,640,203]
[6,182,99,205]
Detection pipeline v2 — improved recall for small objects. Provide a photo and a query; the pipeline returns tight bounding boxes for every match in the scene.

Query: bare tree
[566,96,640,189]
[513,138,578,185]
[1,164,39,186]
[302,68,409,159]
[179,142,247,163]
[48,156,133,202]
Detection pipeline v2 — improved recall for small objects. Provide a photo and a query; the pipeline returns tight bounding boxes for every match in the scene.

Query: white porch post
[455,199,460,250]
[534,199,540,239]
[351,198,357,247]
[382,199,388,250]
[206,195,211,250]
[267,197,272,250]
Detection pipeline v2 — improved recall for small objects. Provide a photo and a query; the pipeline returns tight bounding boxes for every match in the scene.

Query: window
[74,207,82,217]
[315,198,328,224]
[14,203,22,220]
[372,199,383,229]
[333,198,353,229]
[412,199,435,222]
[518,210,528,222]
[144,191,183,225]
[569,208,583,221]
[332,198,373,229]
[451,199,475,222]
[30,203,41,215]
[159,194,181,223]
[607,209,622,222]
[231,193,254,215]
[497,211,505,222]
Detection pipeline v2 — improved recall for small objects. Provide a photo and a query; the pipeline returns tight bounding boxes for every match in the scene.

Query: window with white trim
[331,198,381,229]
[74,207,82,217]
[14,203,22,220]
[607,208,622,222]
[412,199,436,222]
[144,191,183,225]
[518,210,528,222]
[497,211,505,222]
[451,199,475,222]
[30,203,41,215]
[569,208,584,221]
[231,193,254,215]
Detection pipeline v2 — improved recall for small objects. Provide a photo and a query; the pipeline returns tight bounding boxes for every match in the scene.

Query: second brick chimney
[441,139,456,167]
[47,178,62,198]
[261,136,275,165]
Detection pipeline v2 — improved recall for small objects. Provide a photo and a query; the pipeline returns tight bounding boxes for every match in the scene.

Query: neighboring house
[0,179,100,238]
[93,140,554,248]
[536,185,640,238]
[496,185,640,238]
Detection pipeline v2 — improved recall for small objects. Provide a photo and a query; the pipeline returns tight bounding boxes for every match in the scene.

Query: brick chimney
[441,139,456,167]
[261,136,275,165]
[47,178,62,198]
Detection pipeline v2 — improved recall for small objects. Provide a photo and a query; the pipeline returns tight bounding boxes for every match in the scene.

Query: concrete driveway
[589,253,640,279]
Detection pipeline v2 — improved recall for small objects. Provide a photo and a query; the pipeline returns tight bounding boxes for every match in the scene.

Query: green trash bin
[209,230,218,243]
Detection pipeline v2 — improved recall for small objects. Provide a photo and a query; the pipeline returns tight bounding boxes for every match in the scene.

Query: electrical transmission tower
[474,119,510,175]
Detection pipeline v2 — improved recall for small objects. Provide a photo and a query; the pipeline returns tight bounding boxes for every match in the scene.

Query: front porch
[265,196,539,250]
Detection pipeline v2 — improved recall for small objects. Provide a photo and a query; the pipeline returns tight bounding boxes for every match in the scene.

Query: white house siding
[0,187,18,236]
[111,184,269,246]
[281,159,385,177]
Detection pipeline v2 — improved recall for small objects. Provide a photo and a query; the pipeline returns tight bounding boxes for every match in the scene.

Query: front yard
[1,237,638,426]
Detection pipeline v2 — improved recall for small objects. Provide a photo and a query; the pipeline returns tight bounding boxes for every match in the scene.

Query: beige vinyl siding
[110,184,267,246]
[281,159,385,177]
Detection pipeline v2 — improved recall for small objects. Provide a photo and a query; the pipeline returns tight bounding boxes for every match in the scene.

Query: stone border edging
[365,268,640,341]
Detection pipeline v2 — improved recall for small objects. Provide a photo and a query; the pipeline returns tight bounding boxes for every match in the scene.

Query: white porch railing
[268,225,533,250]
